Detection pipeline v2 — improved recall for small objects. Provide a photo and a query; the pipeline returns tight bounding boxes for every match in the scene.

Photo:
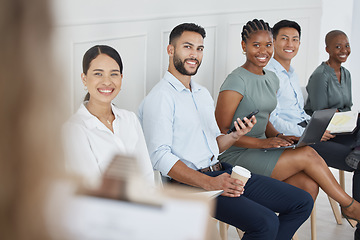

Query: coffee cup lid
[232,166,251,178]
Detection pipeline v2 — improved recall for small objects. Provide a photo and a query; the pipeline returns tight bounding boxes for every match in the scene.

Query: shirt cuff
[153,152,181,177]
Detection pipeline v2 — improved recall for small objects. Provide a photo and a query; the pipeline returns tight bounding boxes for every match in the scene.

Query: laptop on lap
[264,108,336,150]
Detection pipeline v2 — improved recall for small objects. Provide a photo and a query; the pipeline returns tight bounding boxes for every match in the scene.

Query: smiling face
[326,34,351,64]
[273,27,300,64]
[168,31,204,76]
[242,30,273,74]
[81,54,123,105]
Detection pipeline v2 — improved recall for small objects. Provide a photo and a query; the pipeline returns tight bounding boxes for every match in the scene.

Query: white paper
[327,111,358,134]
[61,195,211,240]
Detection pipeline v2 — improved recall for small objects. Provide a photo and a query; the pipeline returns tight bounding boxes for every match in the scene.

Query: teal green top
[304,62,352,115]
[218,67,284,177]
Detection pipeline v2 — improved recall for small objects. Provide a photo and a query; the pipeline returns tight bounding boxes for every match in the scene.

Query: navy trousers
[205,163,313,240]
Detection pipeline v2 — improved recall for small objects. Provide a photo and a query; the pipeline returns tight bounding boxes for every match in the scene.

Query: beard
[173,52,201,76]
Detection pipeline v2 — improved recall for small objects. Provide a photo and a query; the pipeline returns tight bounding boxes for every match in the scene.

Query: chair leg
[235,228,244,239]
[328,196,343,224]
[219,221,230,240]
[311,203,317,240]
[339,170,345,190]
[327,169,345,223]
[292,231,299,240]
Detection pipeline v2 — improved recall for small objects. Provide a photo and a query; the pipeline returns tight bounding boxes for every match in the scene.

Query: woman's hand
[278,134,299,144]
[230,116,257,140]
[259,137,293,149]
[321,130,335,142]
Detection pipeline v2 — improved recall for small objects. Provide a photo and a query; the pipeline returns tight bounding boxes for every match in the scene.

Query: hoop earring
[242,51,246,55]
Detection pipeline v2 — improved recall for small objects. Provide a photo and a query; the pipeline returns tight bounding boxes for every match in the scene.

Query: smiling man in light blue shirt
[265,21,310,137]
[266,58,310,136]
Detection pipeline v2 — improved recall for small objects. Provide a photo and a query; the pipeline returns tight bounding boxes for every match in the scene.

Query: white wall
[350,1,360,111]
[51,0,322,114]
[319,0,354,63]
[319,0,359,111]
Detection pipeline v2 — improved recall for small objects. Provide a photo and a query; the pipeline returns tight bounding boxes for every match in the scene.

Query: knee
[261,215,279,239]
[303,146,325,165]
[304,146,320,159]
[250,213,279,239]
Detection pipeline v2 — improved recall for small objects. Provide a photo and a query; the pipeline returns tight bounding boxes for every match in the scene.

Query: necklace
[97,112,113,126]
[84,103,113,126]
[104,113,113,125]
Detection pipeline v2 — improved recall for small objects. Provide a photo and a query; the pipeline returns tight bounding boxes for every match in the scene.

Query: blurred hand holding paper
[327,111,358,134]
[58,154,218,240]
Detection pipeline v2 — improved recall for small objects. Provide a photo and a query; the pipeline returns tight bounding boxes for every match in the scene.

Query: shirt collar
[270,58,294,75]
[164,71,201,93]
[321,61,344,72]
[79,102,120,130]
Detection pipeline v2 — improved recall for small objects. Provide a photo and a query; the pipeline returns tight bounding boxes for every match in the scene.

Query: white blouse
[63,103,155,187]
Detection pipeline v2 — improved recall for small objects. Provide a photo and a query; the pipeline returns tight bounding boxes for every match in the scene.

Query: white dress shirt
[265,58,311,137]
[138,71,221,177]
[63,103,155,187]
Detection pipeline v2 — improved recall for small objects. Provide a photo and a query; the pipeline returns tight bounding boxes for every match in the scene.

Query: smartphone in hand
[227,110,259,134]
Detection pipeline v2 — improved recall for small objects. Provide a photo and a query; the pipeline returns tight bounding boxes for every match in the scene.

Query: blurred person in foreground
[0,0,67,239]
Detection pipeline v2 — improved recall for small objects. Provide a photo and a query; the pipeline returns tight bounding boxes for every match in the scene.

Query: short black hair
[169,23,206,44]
[241,19,271,43]
[272,20,301,39]
[325,30,347,46]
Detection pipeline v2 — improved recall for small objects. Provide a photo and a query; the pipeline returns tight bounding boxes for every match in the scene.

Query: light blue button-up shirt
[265,58,311,137]
[138,71,221,177]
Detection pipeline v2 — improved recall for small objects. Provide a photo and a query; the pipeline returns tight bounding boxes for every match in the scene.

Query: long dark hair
[82,45,123,101]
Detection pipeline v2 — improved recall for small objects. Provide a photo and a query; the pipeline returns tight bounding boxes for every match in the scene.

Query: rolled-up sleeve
[140,91,180,176]
[270,107,306,137]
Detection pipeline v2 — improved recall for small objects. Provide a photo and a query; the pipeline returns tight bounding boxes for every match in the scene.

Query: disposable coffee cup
[231,166,251,185]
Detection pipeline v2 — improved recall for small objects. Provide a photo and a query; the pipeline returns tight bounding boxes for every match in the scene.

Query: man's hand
[207,173,244,197]
[321,130,335,142]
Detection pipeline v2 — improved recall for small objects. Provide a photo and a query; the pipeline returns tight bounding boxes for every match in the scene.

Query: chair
[300,87,348,239]
[311,170,349,240]
[327,169,346,225]
[218,221,243,240]
[218,220,299,240]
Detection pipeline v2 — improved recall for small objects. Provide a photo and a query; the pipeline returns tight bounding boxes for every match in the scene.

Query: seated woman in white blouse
[63,45,155,187]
